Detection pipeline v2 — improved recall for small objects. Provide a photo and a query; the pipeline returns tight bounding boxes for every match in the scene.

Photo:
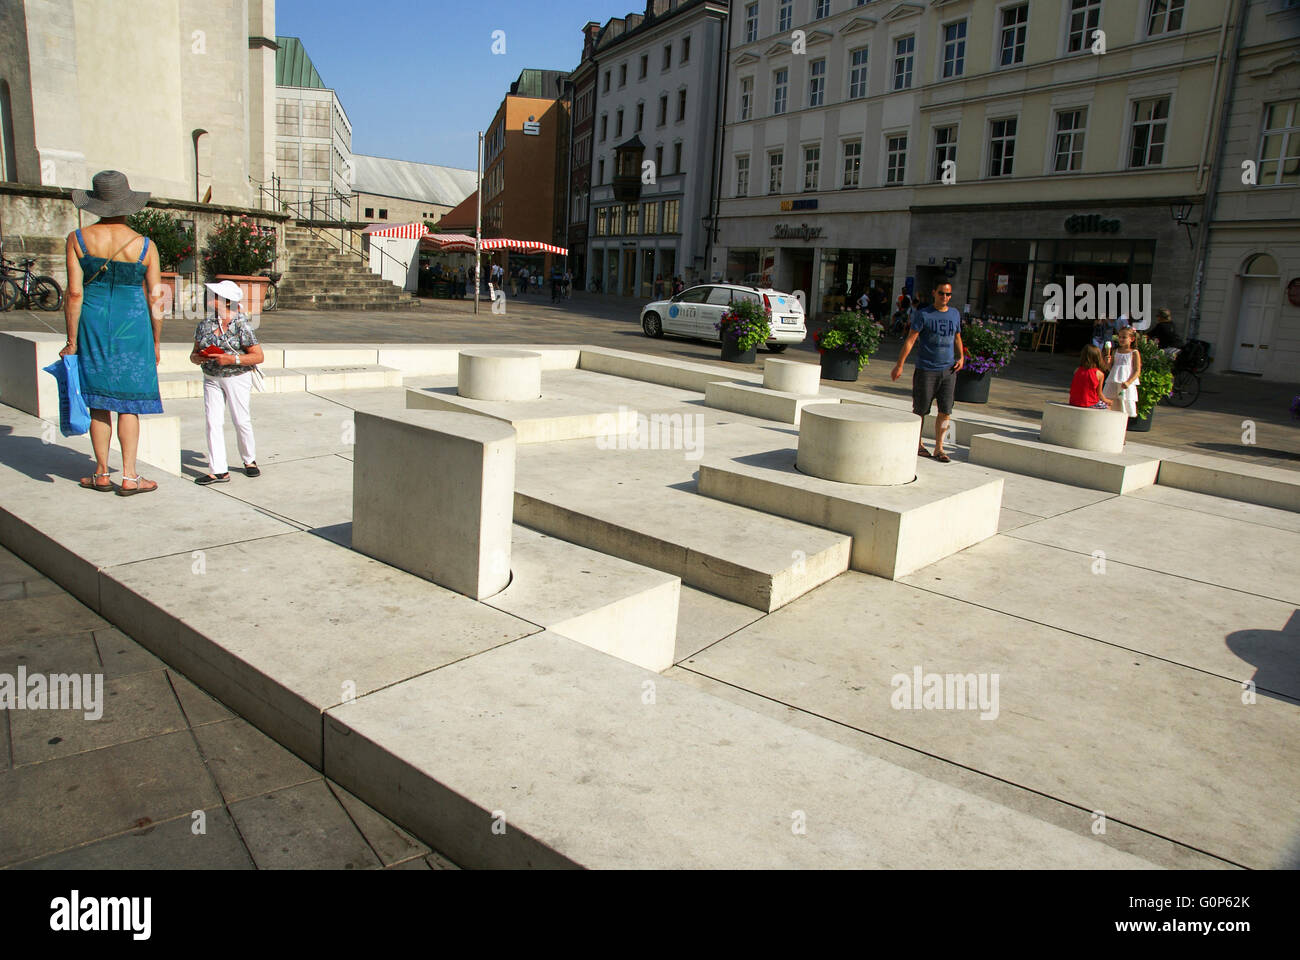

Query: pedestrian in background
[191,280,264,485]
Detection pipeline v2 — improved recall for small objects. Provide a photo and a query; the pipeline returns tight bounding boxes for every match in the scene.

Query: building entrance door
[622,249,637,296]
[1232,276,1277,373]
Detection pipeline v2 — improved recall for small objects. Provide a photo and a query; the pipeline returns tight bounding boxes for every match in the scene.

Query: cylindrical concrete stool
[458,349,542,402]
[1040,402,1127,453]
[796,403,921,485]
[763,358,821,395]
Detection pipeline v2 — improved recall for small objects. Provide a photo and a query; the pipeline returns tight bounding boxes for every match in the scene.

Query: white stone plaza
[1,332,1298,869]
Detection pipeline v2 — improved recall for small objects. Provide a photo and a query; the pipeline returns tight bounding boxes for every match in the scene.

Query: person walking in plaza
[1151,307,1178,348]
[190,280,264,485]
[890,279,965,463]
[1100,325,1141,417]
[1069,345,1112,409]
[62,170,165,496]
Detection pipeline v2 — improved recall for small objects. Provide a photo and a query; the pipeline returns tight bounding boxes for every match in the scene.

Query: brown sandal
[80,472,114,492]
[917,447,934,459]
[117,475,157,497]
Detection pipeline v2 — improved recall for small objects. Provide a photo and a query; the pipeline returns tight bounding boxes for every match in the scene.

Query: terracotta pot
[215,274,270,317]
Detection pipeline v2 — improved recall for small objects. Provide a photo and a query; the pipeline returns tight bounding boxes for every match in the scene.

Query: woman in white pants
[190,280,264,485]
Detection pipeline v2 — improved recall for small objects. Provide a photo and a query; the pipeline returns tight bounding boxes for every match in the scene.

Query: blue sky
[276,0,636,171]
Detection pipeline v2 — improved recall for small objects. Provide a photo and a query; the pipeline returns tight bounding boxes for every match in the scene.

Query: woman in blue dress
[61,171,166,496]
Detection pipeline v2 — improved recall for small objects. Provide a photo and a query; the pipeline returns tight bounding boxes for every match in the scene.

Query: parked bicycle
[262,271,280,312]
[0,257,63,311]
[1164,338,1212,407]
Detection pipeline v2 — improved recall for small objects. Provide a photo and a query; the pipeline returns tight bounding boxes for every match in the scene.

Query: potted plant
[126,209,194,318]
[200,215,277,315]
[955,318,1017,403]
[813,311,883,381]
[715,297,772,364]
[1128,332,1174,432]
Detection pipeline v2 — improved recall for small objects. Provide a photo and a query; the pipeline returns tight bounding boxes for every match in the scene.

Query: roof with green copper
[276,37,325,88]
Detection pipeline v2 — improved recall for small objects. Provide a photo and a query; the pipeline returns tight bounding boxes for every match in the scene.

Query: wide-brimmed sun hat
[204,280,244,303]
[71,170,150,217]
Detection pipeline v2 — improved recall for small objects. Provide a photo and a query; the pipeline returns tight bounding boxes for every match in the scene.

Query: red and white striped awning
[480,238,568,255]
[421,233,478,251]
[362,222,429,239]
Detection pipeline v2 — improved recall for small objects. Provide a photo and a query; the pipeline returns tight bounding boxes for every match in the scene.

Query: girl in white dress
[1102,326,1142,417]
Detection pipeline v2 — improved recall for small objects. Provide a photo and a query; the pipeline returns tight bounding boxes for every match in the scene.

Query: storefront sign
[1064,214,1121,234]
[779,199,818,211]
[773,223,822,241]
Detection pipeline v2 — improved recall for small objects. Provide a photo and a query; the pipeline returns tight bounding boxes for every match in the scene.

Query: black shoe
[244,462,261,478]
[195,472,230,485]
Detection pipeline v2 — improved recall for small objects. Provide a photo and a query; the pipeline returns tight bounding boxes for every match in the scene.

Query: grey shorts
[913,368,956,416]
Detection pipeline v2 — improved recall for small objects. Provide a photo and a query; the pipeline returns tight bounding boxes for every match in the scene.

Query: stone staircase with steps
[278,224,419,311]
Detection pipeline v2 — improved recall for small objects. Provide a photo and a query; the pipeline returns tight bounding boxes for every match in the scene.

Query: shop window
[644,200,660,234]
[942,21,966,78]
[1259,100,1300,186]
[1128,97,1169,168]
[893,36,914,90]
[1067,0,1102,53]
[1146,0,1184,37]
[595,207,607,236]
[1053,109,1087,172]
[999,5,1028,66]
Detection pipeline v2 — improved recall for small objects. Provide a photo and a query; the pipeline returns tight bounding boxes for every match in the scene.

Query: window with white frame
[886,134,907,184]
[942,21,967,78]
[778,0,793,32]
[893,36,914,90]
[595,207,607,236]
[849,48,869,99]
[659,95,668,126]
[768,151,784,194]
[815,0,830,18]
[736,155,750,196]
[999,5,1028,66]
[739,77,754,120]
[664,199,680,232]
[663,44,672,71]
[644,200,660,234]
[1067,0,1102,54]
[1259,99,1300,186]
[1128,97,1169,167]
[988,117,1017,176]
[773,68,789,114]
[932,125,957,181]
[809,59,826,107]
[842,141,862,187]
[803,145,821,191]
[1053,109,1087,172]
[745,2,759,43]
[1146,0,1184,36]
[677,89,687,121]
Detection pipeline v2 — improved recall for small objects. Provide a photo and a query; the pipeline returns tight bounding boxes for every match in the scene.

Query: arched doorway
[1232,253,1279,373]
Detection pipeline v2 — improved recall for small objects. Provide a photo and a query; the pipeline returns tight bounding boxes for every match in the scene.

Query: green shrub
[201,215,276,278]
[1134,332,1174,419]
[125,209,194,272]
[814,311,883,370]
[716,297,773,353]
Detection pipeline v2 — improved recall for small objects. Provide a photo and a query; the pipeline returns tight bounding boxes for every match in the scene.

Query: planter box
[819,347,859,382]
[954,369,991,404]
[721,340,757,364]
[1127,408,1154,432]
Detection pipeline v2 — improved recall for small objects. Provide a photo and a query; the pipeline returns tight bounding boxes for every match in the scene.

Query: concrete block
[0,331,63,419]
[1040,402,1129,454]
[293,366,402,391]
[699,449,1003,579]
[911,407,1038,445]
[763,358,820,395]
[377,345,580,377]
[406,386,639,445]
[484,526,680,672]
[281,346,380,368]
[158,367,306,401]
[457,349,541,402]
[578,346,763,393]
[1157,454,1300,513]
[352,408,516,599]
[704,381,838,425]
[109,414,180,476]
[971,433,1160,495]
[797,404,921,486]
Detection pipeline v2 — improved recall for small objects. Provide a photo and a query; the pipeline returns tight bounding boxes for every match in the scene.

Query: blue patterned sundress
[73,228,163,414]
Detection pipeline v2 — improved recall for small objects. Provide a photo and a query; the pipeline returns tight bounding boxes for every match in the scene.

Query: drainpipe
[192,129,208,202]
[705,3,730,283]
[1187,0,1247,342]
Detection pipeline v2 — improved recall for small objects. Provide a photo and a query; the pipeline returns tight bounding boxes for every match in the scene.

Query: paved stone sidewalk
[0,546,457,870]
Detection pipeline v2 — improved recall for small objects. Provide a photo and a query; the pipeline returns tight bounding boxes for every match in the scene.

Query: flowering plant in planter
[125,209,194,272]
[960,318,1017,374]
[813,311,883,371]
[1133,332,1174,419]
[715,297,773,353]
[201,215,276,279]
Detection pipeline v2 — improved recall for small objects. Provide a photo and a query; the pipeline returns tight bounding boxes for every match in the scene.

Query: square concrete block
[970,432,1160,494]
[0,331,64,419]
[352,408,516,599]
[1157,453,1300,513]
[578,347,763,393]
[281,346,380,367]
[293,366,402,391]
[485,526,680,672]
[699,449,1003,579]
[406,386,639,445]
[704,381,839,425]
[109,414,180,476]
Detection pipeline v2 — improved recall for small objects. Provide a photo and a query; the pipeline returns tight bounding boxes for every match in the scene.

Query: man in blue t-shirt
[890,279,966,462]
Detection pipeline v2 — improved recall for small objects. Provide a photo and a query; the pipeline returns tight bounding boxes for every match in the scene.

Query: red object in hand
[199,345,226,357]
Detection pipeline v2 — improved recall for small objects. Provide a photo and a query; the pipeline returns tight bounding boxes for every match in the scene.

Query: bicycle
[1164,338,1212,408]
[0,257,63,311]
[262,271,280,312]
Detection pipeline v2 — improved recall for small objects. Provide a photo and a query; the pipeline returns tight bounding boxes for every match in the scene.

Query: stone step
[292,365,404,390]
[277,299,411,311]
[156,368,308,400]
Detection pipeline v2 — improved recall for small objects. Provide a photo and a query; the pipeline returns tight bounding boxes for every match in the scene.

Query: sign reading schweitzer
[773,223,822,241]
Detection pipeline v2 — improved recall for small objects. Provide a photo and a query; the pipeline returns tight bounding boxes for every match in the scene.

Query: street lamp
[1170,202,1197,248]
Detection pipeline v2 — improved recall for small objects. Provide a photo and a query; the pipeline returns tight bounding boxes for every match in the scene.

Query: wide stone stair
[278,224,419,311]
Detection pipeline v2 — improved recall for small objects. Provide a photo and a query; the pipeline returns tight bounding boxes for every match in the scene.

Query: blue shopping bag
[42,355,91,436]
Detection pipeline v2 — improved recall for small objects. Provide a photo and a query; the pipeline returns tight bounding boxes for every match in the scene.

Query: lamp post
[474,131,483,315]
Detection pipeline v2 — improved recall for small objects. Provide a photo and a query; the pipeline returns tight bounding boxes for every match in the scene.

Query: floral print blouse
[194,313,259,378]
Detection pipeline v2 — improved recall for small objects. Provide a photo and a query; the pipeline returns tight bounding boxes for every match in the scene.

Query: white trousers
[203,374,256,475]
